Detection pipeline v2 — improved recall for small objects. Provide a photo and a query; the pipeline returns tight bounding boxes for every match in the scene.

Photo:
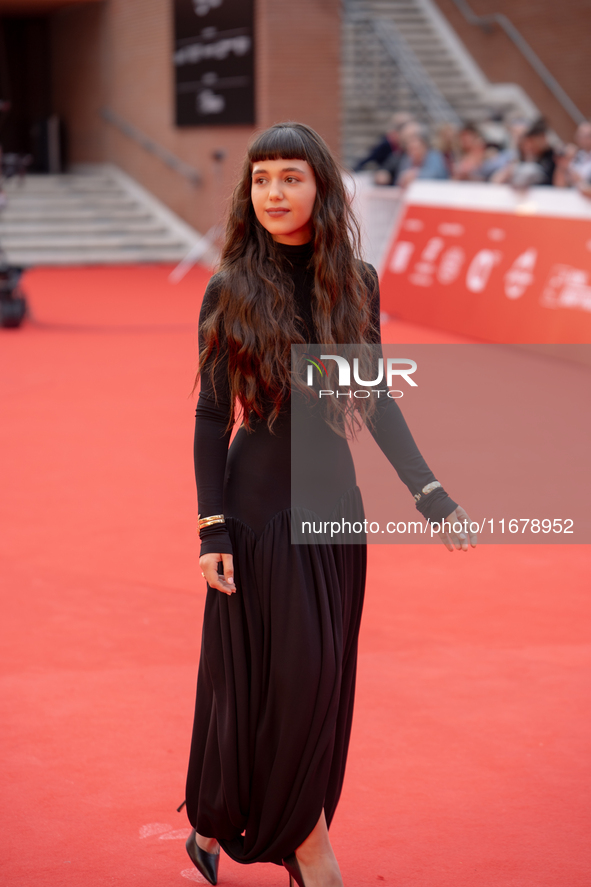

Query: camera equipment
[0,153,30,328]
[0,261,28,328]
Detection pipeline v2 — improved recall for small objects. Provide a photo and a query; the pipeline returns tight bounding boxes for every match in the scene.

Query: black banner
[173,0,255,127]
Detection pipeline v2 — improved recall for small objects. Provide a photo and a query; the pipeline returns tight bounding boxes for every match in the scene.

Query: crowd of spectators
[353,112,591,198]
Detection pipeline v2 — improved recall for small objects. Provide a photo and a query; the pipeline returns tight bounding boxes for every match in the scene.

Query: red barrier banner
[379,184,591,343]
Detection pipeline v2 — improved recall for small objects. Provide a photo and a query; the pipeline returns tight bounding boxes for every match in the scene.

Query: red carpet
[1,265,589,886]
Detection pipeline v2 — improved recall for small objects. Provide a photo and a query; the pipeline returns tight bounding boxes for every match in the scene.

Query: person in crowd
[479,114,525,181]
[433,121,459,175]
[395,123,449,188]
[451,123,489,181]
[554,120,591,190]
[570,121,591,182]
[478,112,510,153]
[353,112,415,185]
[492,117,557,187]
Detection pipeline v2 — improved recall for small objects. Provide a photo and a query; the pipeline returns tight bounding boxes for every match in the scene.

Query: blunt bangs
[248,124,313,166]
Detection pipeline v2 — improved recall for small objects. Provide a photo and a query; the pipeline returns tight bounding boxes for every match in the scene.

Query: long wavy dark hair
[196,121,380,435]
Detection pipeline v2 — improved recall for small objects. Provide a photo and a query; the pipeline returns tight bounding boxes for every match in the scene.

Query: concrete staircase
[343,0,537,166]
[0,164,202,267]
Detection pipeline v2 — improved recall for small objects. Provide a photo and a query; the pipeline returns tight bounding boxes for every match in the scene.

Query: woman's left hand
[437,505,477,552]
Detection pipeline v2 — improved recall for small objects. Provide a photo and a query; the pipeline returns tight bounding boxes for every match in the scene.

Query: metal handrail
[370,18,462,125]
[344,0,462,127]
[100,107,202,186]
[451,0,586,125]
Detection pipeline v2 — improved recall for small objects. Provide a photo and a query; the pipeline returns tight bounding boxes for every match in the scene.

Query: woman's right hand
[199,552,236,595]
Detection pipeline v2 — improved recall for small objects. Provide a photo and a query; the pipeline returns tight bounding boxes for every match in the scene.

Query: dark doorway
[0,15,62,171]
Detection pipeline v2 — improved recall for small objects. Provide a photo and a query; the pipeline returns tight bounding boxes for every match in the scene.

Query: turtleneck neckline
[273,239,314,267]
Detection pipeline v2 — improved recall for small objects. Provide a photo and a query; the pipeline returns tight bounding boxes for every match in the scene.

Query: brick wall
[433,0,591,140]
[257,0,341,146]
[50,0,342,234]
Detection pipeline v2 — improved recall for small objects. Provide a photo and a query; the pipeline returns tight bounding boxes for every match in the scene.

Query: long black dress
[185,241,456,867]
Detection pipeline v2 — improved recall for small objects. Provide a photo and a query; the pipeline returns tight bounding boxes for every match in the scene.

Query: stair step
[1,163,201,266]
[0,232,187,249]
[6,248,190,266]
[2,208,155,222]
[383,15,429,24]
[0,220,169,236]
[5,174,118,189]
[6,195,143,209]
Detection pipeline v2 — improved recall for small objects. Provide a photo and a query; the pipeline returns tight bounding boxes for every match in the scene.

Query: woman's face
[251,157,317,245]
[406,135,428,165]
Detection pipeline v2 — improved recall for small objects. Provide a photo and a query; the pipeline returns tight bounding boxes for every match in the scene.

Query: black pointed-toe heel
[282,851,307,887]
[185,828,220,885]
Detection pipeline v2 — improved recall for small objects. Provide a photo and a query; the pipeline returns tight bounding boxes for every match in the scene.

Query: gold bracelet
[198,513,226,530]
[413,481,442,503]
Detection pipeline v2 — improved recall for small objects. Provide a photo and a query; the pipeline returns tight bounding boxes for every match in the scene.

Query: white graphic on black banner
[174,0,254,126]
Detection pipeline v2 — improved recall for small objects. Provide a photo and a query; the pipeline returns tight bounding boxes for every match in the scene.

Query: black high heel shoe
[185,828,220,885]
[282,851,307,887]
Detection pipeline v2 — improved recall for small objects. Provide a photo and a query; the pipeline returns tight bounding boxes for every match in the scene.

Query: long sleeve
[194,277,234,556]
[362,265,458,523]
[353,136,395,171]
[417,150,450,181]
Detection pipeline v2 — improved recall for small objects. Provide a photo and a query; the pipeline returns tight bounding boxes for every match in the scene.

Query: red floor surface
[1,265,590,887]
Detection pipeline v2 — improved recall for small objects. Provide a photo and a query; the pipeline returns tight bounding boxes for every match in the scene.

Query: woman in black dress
[183,122,476,887]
